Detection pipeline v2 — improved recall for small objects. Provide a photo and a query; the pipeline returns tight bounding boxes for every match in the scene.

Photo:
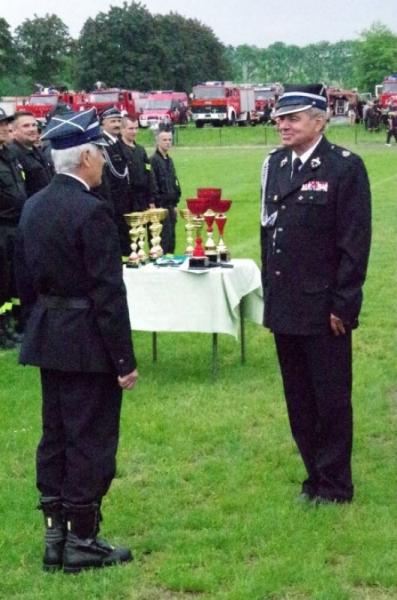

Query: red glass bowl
[186,198,210,215]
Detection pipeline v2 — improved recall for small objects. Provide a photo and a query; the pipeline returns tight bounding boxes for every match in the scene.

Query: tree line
[0,1,396,98]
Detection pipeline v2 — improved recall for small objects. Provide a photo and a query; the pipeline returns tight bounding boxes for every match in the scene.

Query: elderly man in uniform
[14,108,138,573]
[260,84,371,504]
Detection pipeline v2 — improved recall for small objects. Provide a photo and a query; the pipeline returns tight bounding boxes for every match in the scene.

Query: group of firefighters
[0,106,181,349]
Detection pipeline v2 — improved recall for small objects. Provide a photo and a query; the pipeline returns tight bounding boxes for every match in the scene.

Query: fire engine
[138,91,189,128]
[82,88,146,117]
[326,87,358,116]
[376,74,397,109]
[15,88,84,123]
[254,83,283,123]
[191,82,256,128]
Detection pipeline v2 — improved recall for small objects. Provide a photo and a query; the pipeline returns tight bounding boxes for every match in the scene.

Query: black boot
[39,496,66,571]
[63,502,132,574]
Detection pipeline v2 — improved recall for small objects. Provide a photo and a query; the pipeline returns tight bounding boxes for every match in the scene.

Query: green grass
[0,126,397,599]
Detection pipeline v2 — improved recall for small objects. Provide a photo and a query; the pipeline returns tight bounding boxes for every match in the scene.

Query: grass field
[0,126,397,599]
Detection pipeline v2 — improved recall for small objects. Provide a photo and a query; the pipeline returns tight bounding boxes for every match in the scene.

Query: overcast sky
[2,0,397,46]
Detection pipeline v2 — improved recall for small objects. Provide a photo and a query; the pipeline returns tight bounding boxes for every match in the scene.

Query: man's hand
[330,314,346,336]
[118,369,139,390]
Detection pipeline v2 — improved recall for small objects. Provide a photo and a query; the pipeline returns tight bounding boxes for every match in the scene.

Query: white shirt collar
[62,172,90,190]
[292,135,323,166]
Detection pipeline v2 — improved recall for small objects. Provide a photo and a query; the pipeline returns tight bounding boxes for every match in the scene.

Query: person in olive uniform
[0,108,27,348]
[150,129,181,254]
[14,108,138,573]
[10,111,54,197]
[260,84,371,504]
[95,107,132,255]
[120,115,155,211]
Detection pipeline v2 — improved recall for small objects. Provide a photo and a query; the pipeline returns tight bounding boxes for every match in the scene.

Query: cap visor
[91,135,109,147]
[273,104,312,118]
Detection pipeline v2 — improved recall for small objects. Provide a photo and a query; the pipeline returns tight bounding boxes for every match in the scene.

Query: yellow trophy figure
[124,212,142,267]
[147,207,168,260]
[179,208,195,256]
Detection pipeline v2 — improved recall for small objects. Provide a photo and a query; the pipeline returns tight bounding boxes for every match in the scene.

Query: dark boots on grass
[40,500,132,573]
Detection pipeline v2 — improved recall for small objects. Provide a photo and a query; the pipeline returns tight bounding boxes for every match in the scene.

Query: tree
[354,23,397,92]
[0,18,14,75]
[77,2,160,91]
[14,14,72,87]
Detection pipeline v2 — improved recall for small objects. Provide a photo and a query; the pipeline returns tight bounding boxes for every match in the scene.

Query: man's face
[13,115,39,147]
[121,120,139,144]
[157,132,172,154]
[86,146,106,188]
[275,111,324,154]
[102,117,121,136]
[0,121,10,146]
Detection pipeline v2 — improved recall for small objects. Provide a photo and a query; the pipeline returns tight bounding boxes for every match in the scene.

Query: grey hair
[307,107,328,131]
[51,143,99,174]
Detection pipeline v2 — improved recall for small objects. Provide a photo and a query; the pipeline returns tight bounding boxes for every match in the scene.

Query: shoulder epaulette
[329,144,353,159]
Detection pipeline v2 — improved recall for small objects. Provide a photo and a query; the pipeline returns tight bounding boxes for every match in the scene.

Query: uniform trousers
[274,331,353,501]
[161,208,177,254]
[37,369,122,504]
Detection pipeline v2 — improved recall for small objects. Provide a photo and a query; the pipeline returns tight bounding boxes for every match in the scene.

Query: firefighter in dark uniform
[150,129,181,254]
[14,108,138,573]
[0,108,27,348]
[120,115,155,211]
[10,111,54,197]
[260,84,371,504]
[95,106,132,256]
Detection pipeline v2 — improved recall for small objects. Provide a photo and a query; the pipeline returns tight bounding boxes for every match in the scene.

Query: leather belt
[39,294,91,310]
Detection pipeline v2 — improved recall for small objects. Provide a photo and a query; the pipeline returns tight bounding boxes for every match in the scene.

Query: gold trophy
[179,208,195,256]
[147,207,168,260]
[124,212,142,267]
[137,211,149,263]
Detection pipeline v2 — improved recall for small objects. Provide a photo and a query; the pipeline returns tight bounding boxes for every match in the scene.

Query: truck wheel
[195,121,204,128]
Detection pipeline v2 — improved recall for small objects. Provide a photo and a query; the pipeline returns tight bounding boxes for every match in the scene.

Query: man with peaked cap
[0,107,27,349]
[260,84,371,504]
[14,107,138,573]
[95,106,132,256]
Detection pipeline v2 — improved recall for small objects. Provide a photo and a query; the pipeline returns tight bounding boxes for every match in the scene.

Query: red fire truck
[15,88,85,123]
[254,83,283,123]
[376,74,397,109]
[138,91,189,128]
[191,82,256,128]
[82,88,146,117]
[326,87,358,116]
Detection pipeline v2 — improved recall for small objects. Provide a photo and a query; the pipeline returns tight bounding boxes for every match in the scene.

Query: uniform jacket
[94,132,132,255]
[121,141,154,211]
[9,141,54,198]
[260,136,371,335]
[0,145,27,224]
[150,149,181,208]
[15,174,137,375]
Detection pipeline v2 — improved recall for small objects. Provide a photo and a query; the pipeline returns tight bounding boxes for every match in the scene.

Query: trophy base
[219,251,230,262]
[189,256,209,269]
[126,262,140,269]
[206,253,218,264]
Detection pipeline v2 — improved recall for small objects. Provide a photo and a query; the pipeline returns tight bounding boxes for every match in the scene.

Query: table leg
[152,332,157,362]
[212,333,218,379]
[240,298,246,364]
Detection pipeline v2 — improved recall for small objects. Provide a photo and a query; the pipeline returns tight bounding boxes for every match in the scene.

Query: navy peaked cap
[0,107,14,123]
[274,84,328,117]
[41,107,107,150]
[99,106,122,121]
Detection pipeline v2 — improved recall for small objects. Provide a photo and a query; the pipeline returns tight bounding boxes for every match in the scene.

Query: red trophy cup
[186,198,210,267]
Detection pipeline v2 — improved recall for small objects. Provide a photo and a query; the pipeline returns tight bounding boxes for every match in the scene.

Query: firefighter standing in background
[10,111,54,197]
[120,115,155,211]
[150,129,181,254]
[95,107,132,256]
[14,108,138,573]
[260,84,371,504]
[0,108,27,349]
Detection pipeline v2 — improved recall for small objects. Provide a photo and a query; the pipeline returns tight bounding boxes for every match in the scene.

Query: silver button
[281,205,286,210]
[275,270,281,276]
[277,227,283,232]
[276,249,281,254]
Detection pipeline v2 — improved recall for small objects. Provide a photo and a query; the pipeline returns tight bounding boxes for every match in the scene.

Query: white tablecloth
[123,258,264,338]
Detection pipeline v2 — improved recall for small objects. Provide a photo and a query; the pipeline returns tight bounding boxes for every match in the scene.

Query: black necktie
[291,157,302,180]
